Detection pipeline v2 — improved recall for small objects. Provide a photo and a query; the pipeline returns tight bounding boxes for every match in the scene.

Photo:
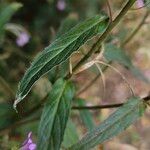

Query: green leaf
[104,44,149,82]
[37,78,75,150]
[69,97,146,150]
[48,15,78,83]
[77,99,95,130]
[0,2,22,36]
[62,119,79,148]
[14,15,109,108]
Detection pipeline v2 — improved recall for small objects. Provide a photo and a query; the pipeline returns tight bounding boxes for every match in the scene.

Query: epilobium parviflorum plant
[0,0,150,149]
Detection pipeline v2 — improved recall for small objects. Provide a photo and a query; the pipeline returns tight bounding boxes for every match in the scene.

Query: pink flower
[21,132,36,150]
[16,32,30,47]
[56,0,66,11]
[137,0,144,8]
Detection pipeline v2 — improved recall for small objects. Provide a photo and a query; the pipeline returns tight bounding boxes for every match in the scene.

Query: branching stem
[66,0,136,79]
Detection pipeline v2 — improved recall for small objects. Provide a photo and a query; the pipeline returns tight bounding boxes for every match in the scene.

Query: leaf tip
[13,100,18,113]
[13,94,22,112]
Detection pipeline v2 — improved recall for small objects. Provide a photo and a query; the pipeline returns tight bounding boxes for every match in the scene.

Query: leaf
[37,78,75,150]
[77,99,95,130]
[104,44,149,82]
[0,2,22,36]
[69,97,146,150]
[48,15,78,83]
[62,119,79,148]
[14,15,109,108]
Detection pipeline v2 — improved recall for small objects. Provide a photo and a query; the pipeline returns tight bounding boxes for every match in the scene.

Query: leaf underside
[14,15,109,108]
[69,97,146,150]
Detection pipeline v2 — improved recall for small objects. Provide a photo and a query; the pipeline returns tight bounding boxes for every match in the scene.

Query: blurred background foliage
[0,0,150,149]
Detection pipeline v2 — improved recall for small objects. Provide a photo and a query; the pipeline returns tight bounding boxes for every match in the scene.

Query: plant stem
[72,95,150,110]
[18,0,137,120]
[77,7,149,97]
[0,0,138,133]
[72,103,123,110]
[76,65,109,96]
[1,95,149,134]
[66,0,136,79]
[106,0,113,22]
[121,10,149,46]
[76,73,100,96]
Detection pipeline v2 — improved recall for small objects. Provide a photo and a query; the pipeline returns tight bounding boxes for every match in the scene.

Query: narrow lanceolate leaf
[14,15,109,109]
[69,97,146,150]
[37,78,75,150]
[0,2,22,35]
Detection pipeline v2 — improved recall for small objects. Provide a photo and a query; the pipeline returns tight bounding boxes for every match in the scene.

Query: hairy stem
[77,7,149,96]
[0,0,139,133]
[66,0,136,79]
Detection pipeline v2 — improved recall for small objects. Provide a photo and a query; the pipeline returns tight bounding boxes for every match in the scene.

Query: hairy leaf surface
[69,97,146,150]
[48,15,78,83]
[14,15,109,108]
[37,78,75,150]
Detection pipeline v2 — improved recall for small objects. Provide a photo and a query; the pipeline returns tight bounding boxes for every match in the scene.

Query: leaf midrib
[73,100,142,148]
[49,81,67,143]
[20,17,107,95]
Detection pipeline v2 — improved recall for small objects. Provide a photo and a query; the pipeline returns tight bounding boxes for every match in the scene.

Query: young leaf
[104,44,149,82]
[14,15,109,108]
[37,78,75,150]
[69,97,146,150]
[0,2,22,36]
[77,99,95,130]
